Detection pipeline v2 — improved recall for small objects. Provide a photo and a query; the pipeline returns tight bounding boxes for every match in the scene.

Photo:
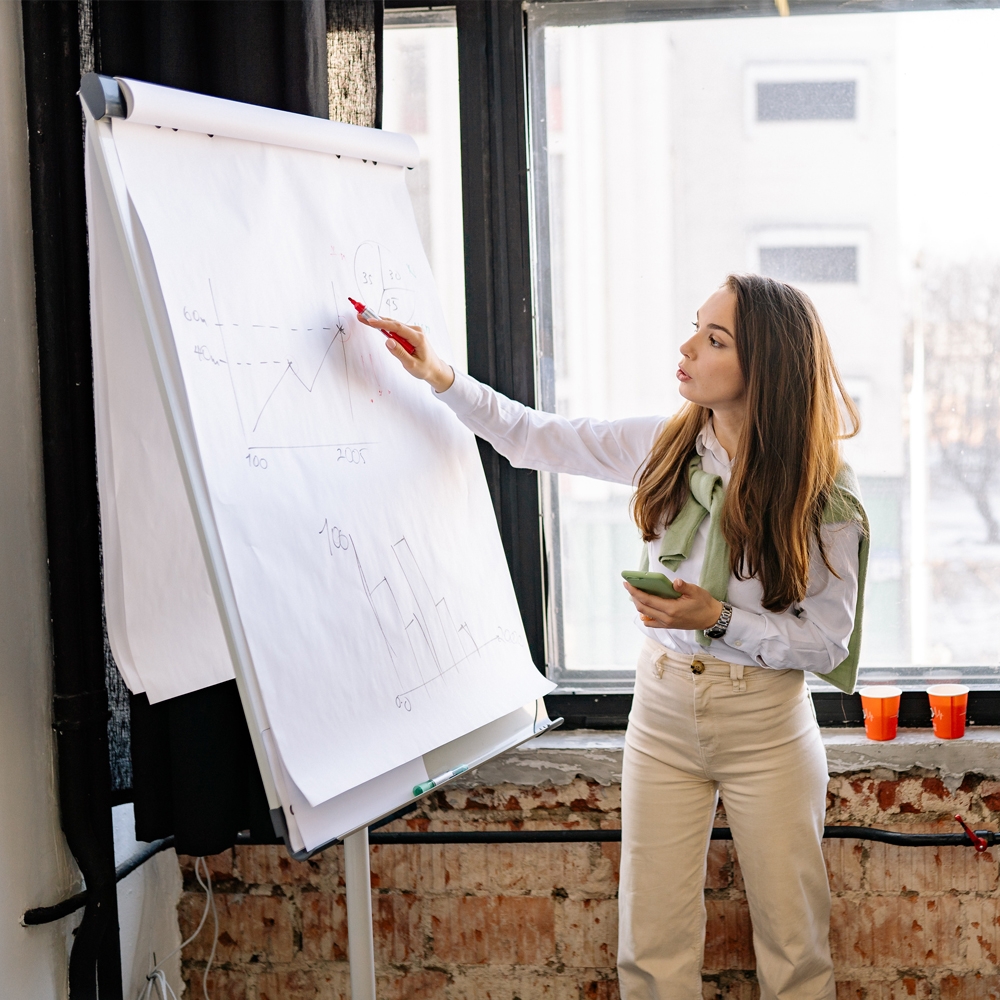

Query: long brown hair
[631,274,859,612]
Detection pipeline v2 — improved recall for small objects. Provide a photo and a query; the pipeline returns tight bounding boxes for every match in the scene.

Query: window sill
[453,727,1000,790]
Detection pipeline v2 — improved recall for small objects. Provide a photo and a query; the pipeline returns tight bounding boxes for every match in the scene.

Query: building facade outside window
[527,7,1000,692]
[382,8,467,373]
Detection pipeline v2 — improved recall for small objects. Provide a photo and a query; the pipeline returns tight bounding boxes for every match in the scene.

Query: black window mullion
[456,0,546,673]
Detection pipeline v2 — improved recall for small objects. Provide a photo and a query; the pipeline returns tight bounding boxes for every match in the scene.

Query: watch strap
[704,601,733,639]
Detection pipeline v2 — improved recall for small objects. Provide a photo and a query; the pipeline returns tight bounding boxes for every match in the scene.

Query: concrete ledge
[452,728,1000,789]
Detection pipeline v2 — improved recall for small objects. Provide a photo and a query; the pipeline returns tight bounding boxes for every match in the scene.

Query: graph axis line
[246,440,375,452]
[209,277,247,444]
[395,636,501,698]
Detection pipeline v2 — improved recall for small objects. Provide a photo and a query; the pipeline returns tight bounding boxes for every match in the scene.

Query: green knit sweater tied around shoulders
[640,456,869,695]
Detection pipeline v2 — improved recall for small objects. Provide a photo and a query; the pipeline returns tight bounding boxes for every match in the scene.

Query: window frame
[517,0,1000,720]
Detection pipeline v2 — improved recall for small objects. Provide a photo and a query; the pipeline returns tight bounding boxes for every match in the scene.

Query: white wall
[0,3,80,995]
[114,804,184,998]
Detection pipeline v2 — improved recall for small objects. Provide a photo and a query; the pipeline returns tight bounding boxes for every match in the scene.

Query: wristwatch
[703,602,734,640]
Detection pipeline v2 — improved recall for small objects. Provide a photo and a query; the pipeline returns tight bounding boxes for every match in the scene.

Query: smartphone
[621,570,681,600]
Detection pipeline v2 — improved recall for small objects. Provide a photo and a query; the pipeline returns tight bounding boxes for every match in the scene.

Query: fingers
[622,580,706,630]
[622,581,678,612]
[357,312,428,362]
[359,313,423,341]
[384,336,421,372]
[622,582,675,626]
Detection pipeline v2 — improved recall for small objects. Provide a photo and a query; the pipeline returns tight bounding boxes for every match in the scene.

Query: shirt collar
[695,419,732,472]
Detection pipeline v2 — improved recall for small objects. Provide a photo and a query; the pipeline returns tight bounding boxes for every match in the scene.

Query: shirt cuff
[434,368,477,411]
[716,607,767,658]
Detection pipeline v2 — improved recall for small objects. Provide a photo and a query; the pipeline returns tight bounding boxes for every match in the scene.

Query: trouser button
[690,659,705,674]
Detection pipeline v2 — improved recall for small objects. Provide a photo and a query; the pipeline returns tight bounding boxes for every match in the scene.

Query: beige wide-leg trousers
[618,639,834,1000]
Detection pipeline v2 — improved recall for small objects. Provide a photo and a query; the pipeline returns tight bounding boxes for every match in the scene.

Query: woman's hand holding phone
[622,575,724,632]
[357,313,456,393]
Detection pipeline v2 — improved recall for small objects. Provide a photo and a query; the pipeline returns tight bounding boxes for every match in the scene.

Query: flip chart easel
[80,73,560,999]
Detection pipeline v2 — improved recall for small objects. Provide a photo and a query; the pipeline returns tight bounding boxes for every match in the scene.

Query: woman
[362,273,867,1000]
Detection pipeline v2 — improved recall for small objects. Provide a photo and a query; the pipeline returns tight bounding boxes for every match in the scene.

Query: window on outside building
[759,246,858,284]
[382,8,467,372]
[756,80,857,121]
[527,5,1000,692]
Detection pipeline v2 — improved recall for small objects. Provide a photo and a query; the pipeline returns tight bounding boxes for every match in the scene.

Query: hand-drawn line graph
[338,529,501,710]
[195,274,394,451]
[354,241,417,325]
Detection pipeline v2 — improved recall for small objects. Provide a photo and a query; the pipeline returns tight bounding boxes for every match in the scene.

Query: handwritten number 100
[246,453,268,469]
[320,519,349,554]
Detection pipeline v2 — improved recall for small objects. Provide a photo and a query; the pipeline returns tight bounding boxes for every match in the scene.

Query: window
[759,246,858,284]
[756,80,856,121]
[527,5,1000,691]
[382,8,466,372]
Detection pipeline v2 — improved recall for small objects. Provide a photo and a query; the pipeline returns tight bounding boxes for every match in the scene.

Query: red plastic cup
[859,685,902,741]
[927,684,969,740]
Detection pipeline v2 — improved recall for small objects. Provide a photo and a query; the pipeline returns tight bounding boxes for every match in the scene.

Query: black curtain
[95,0,329,119]
[456,1,545,673]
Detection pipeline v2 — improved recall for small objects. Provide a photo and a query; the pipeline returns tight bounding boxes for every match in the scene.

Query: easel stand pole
[345,827,377,1000]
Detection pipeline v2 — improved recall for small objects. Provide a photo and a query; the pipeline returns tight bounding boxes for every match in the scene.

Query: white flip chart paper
[103,115,553,807]
[89,142,233,700]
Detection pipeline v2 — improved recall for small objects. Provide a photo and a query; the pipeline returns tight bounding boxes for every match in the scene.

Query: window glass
[382,15,467,372]
[530,9,1000,688]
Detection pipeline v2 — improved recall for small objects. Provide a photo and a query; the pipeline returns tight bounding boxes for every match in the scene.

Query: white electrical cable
[137,856,216,1000]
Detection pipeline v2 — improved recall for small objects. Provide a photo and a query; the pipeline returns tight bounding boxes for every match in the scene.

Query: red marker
[347,297,417,355]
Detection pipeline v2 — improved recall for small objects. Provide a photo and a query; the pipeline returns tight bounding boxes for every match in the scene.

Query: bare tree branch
[920,261,1000,543]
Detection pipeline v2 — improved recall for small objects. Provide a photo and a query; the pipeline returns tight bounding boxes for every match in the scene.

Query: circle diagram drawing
[354,241,416,324]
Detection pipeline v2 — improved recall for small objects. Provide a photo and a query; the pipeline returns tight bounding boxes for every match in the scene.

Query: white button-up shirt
[438,371,861,674]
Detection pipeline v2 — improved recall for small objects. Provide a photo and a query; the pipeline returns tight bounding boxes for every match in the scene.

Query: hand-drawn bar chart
[347,533,498,711]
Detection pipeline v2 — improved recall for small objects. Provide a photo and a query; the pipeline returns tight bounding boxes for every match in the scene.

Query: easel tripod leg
[345,827,377,1000]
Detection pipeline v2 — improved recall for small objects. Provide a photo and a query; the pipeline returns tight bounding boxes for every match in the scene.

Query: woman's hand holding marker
[355,308,456,394]
[623,578,723,632]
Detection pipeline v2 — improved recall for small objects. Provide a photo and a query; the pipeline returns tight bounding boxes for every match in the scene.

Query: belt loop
[653,653,667,679]
[730,663,746,693]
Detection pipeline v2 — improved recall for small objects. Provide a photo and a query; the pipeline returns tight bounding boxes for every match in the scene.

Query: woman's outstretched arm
[365,315,664,485]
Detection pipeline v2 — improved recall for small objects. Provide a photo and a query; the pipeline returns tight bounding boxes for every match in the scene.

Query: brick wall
[178,769,1000,1000]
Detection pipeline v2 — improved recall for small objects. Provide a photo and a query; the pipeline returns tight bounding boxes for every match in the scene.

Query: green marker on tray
[413,764,469,797]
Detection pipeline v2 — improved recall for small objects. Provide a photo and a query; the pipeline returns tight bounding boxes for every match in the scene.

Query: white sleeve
[718,521,862,674]
[436,370,665,486]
